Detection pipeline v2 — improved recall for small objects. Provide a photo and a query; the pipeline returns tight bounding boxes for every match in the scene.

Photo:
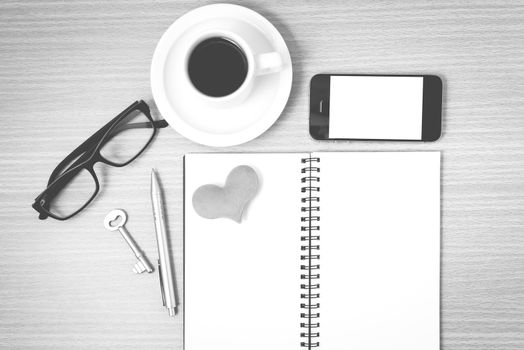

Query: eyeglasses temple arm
[47,119,168,185]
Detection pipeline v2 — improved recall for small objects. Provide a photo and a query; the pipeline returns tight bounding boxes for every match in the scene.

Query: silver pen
[150,168,177,317]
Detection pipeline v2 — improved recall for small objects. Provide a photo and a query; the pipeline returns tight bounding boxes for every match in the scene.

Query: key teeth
[138,256,154,273]
[134,261,147,274]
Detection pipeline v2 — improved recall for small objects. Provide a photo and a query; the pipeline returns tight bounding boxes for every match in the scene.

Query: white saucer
[151,4,292,147]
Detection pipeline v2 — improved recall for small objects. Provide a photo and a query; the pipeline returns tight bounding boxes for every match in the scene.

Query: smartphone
[309,74,442,141]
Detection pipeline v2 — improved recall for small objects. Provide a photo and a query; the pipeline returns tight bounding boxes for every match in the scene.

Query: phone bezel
[309,74,442,141]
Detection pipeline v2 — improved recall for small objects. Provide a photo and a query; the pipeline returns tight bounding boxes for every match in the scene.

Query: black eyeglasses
[32,100,168,221]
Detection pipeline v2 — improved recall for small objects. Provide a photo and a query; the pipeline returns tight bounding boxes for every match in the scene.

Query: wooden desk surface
[1,1,523,349]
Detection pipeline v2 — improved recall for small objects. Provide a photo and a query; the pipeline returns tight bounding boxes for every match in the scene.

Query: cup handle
[255,52,283,76]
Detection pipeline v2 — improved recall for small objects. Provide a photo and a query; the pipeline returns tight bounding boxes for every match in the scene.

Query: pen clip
[158,259,166,306]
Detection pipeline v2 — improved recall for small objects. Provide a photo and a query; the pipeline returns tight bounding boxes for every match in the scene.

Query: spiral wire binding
[300,156,320,348]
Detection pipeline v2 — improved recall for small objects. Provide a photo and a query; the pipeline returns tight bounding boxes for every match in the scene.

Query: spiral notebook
[184,152,440,350]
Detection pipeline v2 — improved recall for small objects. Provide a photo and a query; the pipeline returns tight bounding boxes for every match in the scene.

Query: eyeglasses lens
[45,168,97,219]
[99,109,154,165]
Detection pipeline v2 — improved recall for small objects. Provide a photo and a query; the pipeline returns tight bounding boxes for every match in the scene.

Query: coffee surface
[188,37,248,97]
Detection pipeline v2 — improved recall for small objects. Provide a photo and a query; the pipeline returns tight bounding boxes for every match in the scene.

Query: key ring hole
[109,215,122,227]
[104,209,128,231]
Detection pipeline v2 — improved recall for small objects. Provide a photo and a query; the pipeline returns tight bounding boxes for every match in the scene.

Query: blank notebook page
[184,153,307,350]
[316,152,440,350]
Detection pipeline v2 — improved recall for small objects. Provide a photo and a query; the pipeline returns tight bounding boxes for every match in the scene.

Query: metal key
[104,209,154,274]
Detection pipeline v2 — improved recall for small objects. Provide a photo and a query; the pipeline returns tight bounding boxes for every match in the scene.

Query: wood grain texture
[0,0,523,349]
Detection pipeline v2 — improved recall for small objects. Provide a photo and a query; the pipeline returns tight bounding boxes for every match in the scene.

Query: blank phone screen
[329,76,424,140]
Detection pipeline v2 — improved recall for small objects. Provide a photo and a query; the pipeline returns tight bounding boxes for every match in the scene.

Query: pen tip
[151,168,158,182]
[150,168,159,191]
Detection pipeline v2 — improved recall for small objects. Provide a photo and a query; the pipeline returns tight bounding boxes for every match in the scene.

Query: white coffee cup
[183,29,283,108]
[151,3,293,147]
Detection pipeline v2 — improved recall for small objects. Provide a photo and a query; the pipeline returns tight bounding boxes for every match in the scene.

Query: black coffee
[188,37,248,97]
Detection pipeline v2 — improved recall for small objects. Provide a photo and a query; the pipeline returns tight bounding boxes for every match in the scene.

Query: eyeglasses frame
[32,100,167,220]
